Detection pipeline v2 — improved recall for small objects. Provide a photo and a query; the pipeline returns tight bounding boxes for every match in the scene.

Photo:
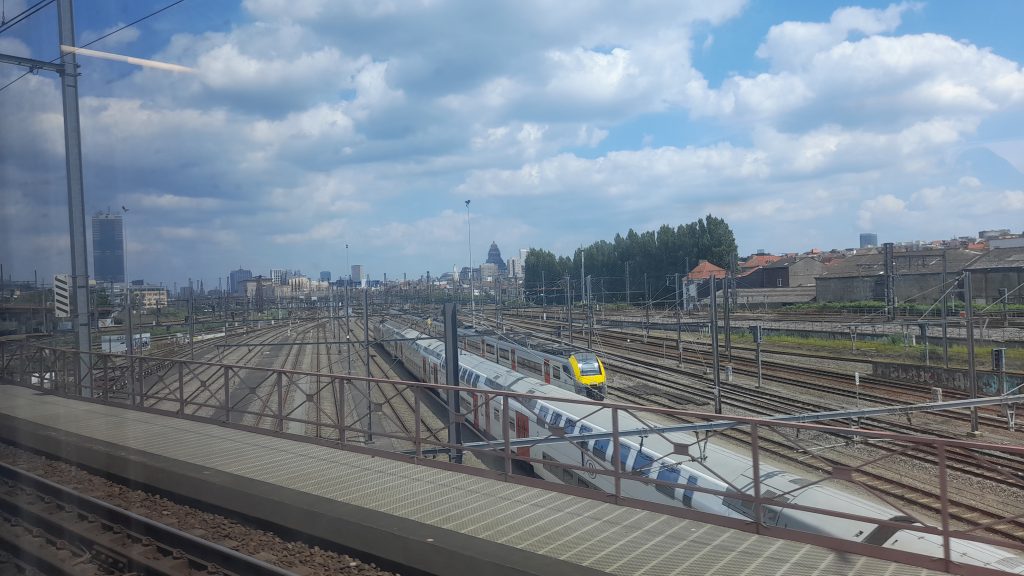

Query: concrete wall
[788,258,824,287]
[874,361,1021,397]
[816,276,880,302]
[816,273,944,304]
[968,269,1024,304]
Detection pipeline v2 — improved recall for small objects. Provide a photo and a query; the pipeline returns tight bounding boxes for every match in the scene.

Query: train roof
[461,327,587,359]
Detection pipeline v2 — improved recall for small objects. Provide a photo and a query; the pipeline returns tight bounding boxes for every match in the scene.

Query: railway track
[0,462,290,576]
[502,315,1015,428]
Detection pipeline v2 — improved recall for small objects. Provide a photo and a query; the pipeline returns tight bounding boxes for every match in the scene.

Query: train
[458,327,607,400]
[376,320,1024,574]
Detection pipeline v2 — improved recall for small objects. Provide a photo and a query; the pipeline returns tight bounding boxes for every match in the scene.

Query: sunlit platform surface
[0,384,945,576]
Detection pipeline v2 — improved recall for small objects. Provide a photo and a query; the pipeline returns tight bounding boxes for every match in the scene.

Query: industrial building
[815,248,981,303]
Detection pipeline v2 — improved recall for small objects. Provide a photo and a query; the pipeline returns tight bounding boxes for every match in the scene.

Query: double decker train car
[376,320,1024,574]
[459,327,606,400]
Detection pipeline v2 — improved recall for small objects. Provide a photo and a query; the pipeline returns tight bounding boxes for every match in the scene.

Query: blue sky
[3,0,1024,287]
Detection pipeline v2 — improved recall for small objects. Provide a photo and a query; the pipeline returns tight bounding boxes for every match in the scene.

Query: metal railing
[2,340,1024,575]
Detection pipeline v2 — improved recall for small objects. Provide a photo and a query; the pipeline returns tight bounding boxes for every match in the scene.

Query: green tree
[524,214,738,303]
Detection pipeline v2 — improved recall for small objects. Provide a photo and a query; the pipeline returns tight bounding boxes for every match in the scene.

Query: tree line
[522,214,738,304]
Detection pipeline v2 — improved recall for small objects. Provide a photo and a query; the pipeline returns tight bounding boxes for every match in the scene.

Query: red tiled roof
[688,259,727,280]
[739,254,781,269]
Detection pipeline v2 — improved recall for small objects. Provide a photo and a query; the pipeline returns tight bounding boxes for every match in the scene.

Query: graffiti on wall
[874,362,1020,397]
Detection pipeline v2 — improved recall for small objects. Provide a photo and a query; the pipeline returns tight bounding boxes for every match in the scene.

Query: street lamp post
[465,200,476,326]
[122,206,135,400]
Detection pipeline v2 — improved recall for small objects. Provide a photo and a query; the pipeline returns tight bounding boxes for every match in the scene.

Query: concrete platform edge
[0,410,610,576]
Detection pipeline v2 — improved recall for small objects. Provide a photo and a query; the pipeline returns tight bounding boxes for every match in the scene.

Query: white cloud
[81,24,141,48]
[857,194,907,229]
[125,193,224,211]
[6,0,1024,285]
[756,2,919,70]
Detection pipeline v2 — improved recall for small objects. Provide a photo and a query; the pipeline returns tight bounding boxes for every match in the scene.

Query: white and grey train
[377,320,1024,574]
[458,327,607,400]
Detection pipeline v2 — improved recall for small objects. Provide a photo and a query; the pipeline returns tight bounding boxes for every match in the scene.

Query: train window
[562,364,572,377]
[485,343,494,354]
[552,366,560,379]
[618,444,632,471]
[472,374,481,387]
[722,488,754,519]
[761,492,791,526]
[575,353,603,376]
[632,451,654,477]
[563,418,575,434]
[541,452,562,477]
[519,357,541,375]
[656,466,680,499]
[682,475,698,508]
[577,425,592,450]
[863,516,915,546]
[593,438,609,460]
[549,412,563,427]
[536,405,550,425]
[499,348,510,360]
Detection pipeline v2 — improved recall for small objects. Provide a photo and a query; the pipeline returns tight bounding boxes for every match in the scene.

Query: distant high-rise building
[92,211,125,284]
[319,270,331,282]
[228,268,252,294]
[351,265,363,283]
[859,233,878,248]
[485,241,507,273]
[270,268,285,285]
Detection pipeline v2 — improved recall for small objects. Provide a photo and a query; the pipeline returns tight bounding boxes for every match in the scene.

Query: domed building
[486,241,508,274]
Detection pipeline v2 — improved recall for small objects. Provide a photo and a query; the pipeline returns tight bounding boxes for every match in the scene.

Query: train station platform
[0,384,944,576]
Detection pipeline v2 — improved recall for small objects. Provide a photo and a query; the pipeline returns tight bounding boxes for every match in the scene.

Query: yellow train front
[462,330,607,401]
[566,351,606,400]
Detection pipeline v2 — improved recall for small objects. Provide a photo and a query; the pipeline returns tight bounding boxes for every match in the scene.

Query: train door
[515,412,530,458]
[431,363,438,384]
[543,359,551,384]
[510,349,517,371]
[471,392,480,425]
[421,358,427,380]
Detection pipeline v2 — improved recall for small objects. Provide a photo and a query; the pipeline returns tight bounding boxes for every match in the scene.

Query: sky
[2,0,1024,288]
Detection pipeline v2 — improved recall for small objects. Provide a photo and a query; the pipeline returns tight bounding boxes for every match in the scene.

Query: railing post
[751,423,762,534]
[223,366,231,422]
[413,387,422,458]
[73,350,82,396]
[936,442,952,572]
[502,395,511,477]
[612,407,621,502]
[338,377,347,444]
[177,362,185,415]
[276,372,284,431]
[129,355,137,406]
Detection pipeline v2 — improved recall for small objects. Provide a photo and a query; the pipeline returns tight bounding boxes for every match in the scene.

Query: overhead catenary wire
[0,0,186,94]
[0,0,53,35]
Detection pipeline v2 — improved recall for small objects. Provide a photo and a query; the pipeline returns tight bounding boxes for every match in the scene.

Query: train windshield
[575,353,602,376]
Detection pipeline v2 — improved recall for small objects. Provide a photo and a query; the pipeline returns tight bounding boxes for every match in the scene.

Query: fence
[1,340,1023,575]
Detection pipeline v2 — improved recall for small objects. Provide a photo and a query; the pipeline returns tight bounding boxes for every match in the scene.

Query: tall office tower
[228,268,252,294]
[319,270,331,282]
[270,268,285,285]
[859,233,878,248]
[92,211,125,284]
[351,265,363,283]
